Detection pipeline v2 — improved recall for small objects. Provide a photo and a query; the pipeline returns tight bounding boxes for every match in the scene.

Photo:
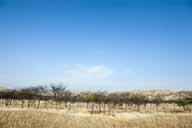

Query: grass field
[0,108,192,128]
[0,88,192,128]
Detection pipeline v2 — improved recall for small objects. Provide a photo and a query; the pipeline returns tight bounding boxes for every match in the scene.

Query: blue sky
[0,0,192,91]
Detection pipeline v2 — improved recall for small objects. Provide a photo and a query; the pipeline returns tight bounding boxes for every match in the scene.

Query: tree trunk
[37,100,41,109]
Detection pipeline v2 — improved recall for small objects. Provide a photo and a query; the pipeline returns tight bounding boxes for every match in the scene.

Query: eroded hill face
[124,89,191,101]
[0,87,9,92]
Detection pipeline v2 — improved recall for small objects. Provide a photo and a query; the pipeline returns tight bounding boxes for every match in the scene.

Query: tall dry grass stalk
[0,109,191,128]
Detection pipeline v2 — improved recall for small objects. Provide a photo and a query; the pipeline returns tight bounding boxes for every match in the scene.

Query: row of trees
[0,84,192,113]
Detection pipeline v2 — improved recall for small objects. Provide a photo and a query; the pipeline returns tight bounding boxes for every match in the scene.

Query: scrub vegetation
[0,84,192,128]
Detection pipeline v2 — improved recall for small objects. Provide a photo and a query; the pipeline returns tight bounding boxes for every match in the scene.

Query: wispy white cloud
[0,64,115,89]
[62,64,114,82]
[1,63,192,91]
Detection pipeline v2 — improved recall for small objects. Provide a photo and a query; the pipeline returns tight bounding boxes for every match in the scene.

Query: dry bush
[0,109,192,128]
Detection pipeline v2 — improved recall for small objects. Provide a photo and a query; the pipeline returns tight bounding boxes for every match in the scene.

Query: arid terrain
[0,108,192,128]
[1,0,192,127]
[0,86,192,128]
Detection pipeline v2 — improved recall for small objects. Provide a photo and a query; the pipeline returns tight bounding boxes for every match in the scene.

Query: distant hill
[0,86,191,100]
[0,87,10,92]
[122,89,192,100]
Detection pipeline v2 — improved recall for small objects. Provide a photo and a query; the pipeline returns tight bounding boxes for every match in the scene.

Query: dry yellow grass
[0,109,192,128]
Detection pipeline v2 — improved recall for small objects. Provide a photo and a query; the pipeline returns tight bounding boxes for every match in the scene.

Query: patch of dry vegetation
[0,109,192,128]
[0,85,192,128]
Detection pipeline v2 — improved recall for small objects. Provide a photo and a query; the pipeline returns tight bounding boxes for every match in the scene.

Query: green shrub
[176,99,190,111]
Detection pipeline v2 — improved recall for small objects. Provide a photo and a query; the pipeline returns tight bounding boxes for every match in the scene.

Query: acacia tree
[129,93,147,112]
[31,85,48,109]
[58,90,71,108]
[93,91,107,113]
[16,87,34,108]
[120,92,131,112]
[176,99,190,112]
[85,94,94,108]
[50,84,69,109]
[107,93,121,114]
[152,93,167,112]
[70,93,84,108]
[2,90,17,108]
